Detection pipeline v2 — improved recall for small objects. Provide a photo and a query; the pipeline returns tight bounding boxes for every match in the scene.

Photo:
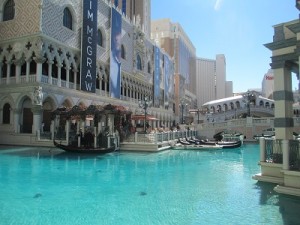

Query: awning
[131,114,159,121]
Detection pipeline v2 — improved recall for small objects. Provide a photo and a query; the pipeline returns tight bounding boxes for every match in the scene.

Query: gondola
[199,139,242,149]
[53,140,116,154]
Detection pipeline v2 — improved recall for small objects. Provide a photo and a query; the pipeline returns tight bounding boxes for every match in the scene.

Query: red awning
[131,114,159,121]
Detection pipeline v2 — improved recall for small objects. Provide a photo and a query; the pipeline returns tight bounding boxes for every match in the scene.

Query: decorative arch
[63,6,75,30]
[2,0,15,21]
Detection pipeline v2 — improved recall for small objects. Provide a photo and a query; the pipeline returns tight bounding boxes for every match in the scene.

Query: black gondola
[199,139,242,149]
[53,140,116,154]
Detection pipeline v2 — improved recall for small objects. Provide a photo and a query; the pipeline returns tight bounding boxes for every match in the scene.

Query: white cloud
[214,0,224,11]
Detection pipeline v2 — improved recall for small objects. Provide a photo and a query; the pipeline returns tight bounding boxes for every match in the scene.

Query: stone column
[73,69,78,90]
[272,63,294,140]
[57,63,62,87]
[13,109,21,133]
[65,120,70,145]
[26,59,31,82]
[259,137,266,162]
[282,140,289,170]
[31,105,43,135]
[6,62,11,84]
[51,120,55,140]
[48,60,53,85]
[66,65,70,88]
[14,59,23,84]
[34,57,45,83]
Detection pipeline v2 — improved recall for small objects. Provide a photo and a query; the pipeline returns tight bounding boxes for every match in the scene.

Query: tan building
[151,18,197,124]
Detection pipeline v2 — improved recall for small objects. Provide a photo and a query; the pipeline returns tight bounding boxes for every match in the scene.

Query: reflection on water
[255,181,300,225]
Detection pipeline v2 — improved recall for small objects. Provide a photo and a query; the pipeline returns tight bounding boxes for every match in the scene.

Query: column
[282,140,289,170]
[66,65,70,88]
[57,63,62,87]
[13,109,21,133]
[51,120,55,140]
[31,105,43,135]
[26,59,31,82]
[34,57,45,83]
[65,120,70,145]
[272,62,294,140]
[15,59,23,84]
[73,69,78,90]
[259,137,266,162]
[6,62,11,84]
[48,60,53,85]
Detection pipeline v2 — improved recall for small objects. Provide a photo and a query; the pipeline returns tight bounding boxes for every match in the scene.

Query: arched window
[97,29,103,47]
[3,0,15,21]
[137,54,142,71]
[3,103,11,124]
[63,8,73,30]
[121,45,125,59]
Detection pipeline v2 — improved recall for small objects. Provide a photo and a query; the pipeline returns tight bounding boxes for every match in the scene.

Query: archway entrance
[21,98,33,133]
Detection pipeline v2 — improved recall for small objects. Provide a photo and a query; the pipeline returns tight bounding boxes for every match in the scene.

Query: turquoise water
[0,144,300,225]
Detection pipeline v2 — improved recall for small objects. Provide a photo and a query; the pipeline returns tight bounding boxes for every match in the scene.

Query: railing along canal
[263,138,300,171]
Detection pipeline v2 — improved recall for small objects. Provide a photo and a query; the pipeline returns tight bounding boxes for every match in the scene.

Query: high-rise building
[261,69,274,99]
[151,18,197,122]
[196,54,232,107]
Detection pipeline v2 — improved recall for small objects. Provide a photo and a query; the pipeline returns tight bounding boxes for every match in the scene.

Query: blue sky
[151,0,299,93]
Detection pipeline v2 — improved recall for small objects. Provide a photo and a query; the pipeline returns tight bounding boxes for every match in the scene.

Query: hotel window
[97,29,103,47]
[63,7,72,30]
[3,0,15,21]
[137,54,142,71]
[121,45,126,59]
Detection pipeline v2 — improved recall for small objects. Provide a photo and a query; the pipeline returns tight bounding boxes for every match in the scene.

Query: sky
[151,0,299,93]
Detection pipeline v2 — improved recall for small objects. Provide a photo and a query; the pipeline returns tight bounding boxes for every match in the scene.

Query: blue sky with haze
[151,0,299,93]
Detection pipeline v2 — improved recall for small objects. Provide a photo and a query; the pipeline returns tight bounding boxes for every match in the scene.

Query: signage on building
[265,76,274,80]
[80,0,98,93]
[110,8,122,99]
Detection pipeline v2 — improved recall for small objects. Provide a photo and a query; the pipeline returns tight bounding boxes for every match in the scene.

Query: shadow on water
[0,146,117,161]
[255,181,300,225]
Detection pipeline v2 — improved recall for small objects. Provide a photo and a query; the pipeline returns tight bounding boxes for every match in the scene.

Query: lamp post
[179,100,187,124]
[139,95,150,133]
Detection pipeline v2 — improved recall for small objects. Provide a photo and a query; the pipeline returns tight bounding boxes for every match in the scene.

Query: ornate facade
[0,0,174,144]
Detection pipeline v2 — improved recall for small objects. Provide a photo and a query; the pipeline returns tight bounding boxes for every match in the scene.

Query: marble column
[34,57,45,83]
[57,63,62,87]
[6,62,11,84]
[31,105,43,135]
[272,63,294,140]
[48,60,53,85]
[13,109,21,133]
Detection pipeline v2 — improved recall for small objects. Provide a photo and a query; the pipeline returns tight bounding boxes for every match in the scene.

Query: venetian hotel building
[0,0,176,145]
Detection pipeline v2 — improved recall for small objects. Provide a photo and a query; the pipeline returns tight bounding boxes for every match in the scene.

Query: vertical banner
[164,54,170,108]
[110,8,122,99]
[154,46,160,108]
[80,0,98,93]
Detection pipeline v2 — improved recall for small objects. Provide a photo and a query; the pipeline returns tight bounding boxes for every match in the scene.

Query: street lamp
[139,95,151,133]
[179,100,187,124]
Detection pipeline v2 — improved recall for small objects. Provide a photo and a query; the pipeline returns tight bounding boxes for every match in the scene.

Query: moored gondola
[53,140,116,154]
